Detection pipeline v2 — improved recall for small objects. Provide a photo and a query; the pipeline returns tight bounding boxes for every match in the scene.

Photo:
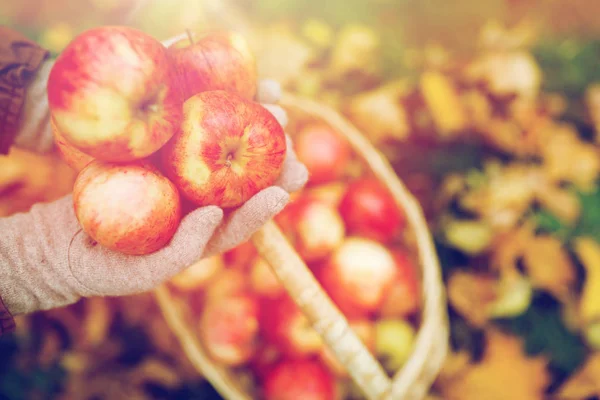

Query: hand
[0,77,308,315]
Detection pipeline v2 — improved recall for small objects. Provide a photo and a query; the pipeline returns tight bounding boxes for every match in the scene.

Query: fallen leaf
[447,271,497,327]
[556,353,600,399]
[522,235,576,300]
[440,329,550,400]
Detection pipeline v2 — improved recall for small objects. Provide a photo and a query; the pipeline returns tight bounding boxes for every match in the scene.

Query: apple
[319,319,375,377]
[51,117,94,172]
[169,254,224,291]
[48,26,183,162]
[73,160,181,255]
[249,343,282,381]
[250,257,284,298]
[295,122,350,185]
[223,240,257,270]
[262,359,336,400]
[374,319,415,373]
[167,31,257,101]
[318,237,398,317]
[379,249,420,318]
[338,178,406,243]
[199,292,259,366]
[259,294,323,357]
[161,90,286,208]
[275,197,345,263]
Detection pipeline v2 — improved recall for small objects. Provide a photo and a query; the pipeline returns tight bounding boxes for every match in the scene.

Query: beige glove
[0,134,306,316]
[2,40,308,315]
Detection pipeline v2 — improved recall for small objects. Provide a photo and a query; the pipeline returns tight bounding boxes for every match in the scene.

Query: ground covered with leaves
[3,0,600,399]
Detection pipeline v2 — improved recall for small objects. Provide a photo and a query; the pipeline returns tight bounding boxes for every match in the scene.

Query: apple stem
[186,29,194,44]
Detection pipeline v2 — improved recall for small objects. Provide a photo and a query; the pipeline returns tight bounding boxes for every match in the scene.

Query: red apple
[169,254,224,291]
[319,319,375,377]
[250,343,282,381]
[379,249,420,318]
[223,240,257,270]
[319,237,398,317]
[73,160,181,255]
[48,26,182,162]
[200,292,259,366]
[295,122,350,185]
[161,90,286,208]
[339,178,406,243]
[260,295,323,357]
[167,31,257,101]
[263,359,336,400]
[275,197,345,263]
[250,257,284,298]
[51,117,94,172]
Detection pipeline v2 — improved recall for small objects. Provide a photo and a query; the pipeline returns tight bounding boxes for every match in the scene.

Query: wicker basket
[154,93,449,400]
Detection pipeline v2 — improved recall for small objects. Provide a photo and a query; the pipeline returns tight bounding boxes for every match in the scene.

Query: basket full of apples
[47,25,448,400]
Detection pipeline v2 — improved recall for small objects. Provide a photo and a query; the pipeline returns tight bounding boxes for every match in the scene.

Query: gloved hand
[0,33,308,317]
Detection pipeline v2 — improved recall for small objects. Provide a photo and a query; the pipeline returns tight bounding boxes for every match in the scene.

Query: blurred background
[3,0,600,399]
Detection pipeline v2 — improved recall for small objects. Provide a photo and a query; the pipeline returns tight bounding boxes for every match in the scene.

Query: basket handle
[275,93,449,399]
[252,220,393,399]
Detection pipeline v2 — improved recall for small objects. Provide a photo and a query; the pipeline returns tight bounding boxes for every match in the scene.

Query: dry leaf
[82,297,113,348]
[534,180,581,224]
[440,330,550,400]
[447,271,497,327]
[465,50,541,98]
[488,272,533,318]
[443,219,493,255]
[460,164,539,230]
[329,24,380,77]
[556,353,600,399]
[344,80,412,145]
[420,71,468,138]
[585,83,600,144]
[522,235,576,300]
[491,222,535,274]
[252,24,316,87]
[573,238,600,325]
[540,123,600,191]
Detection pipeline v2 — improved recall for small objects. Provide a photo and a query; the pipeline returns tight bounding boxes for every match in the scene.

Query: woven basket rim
[155,92,449,400]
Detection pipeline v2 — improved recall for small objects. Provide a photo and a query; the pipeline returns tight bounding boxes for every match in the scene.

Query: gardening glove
[0,131,307,317]
[1,63,308,317]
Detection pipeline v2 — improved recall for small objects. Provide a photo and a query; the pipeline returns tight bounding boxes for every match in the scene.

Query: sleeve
[0,26,49,335]
[0,26,50,155]
[0,295,15,335]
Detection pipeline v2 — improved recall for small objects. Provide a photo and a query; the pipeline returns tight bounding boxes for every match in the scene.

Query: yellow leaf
[329,24,380,76]
[557,353,600,399]
[420,71,468,137]
[540,123,600,191]
[344,80,411,145]
[440,330,550,400]
[301,19,334,49]
[523,235,576,299]
[573,238,600,324]
[488,272,533,318]
[444,220,493,255]
[447,271,497,327]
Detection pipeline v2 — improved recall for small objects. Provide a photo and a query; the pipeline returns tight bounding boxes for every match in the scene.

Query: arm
[0,26,55,155]
[0,26,52,334]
